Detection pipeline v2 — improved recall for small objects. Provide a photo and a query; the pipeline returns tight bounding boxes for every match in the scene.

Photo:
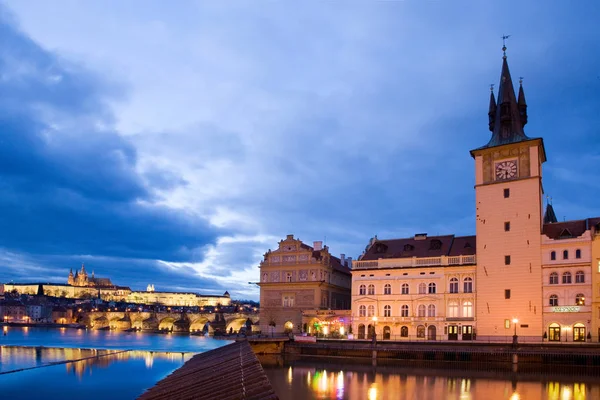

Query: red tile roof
[360,235,476,261]
[137,341,278,400]
[543,218,600,240]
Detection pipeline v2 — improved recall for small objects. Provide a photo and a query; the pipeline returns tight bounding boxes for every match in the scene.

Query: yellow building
[258,235,351,335]
[351,234,476,341]
[590,221,600,340]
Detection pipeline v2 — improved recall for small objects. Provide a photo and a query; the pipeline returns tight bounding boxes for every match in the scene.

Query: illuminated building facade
[258,235,351,335]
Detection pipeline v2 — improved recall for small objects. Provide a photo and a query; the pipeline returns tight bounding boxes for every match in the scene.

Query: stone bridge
[78,311,259,334]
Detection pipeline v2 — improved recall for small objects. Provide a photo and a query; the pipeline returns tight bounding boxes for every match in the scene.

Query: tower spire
[518,77,528,126]
[488,84,496,132]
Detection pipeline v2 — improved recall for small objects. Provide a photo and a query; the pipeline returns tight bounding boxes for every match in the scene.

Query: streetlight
[372,316,378,344]
[512,318,519,346]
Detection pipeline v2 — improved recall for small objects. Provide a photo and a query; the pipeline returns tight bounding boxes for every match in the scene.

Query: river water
[2,326,600,399]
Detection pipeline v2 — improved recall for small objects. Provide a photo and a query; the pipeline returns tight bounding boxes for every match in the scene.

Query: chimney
[414,233,428,241]
[340,254,346,266]
[346,257,352,269]
[313,241,323,251]
[286,234,294,240]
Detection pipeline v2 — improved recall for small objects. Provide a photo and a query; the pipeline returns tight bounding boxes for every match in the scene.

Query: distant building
[258,235,352,335]
[0,300,26,323]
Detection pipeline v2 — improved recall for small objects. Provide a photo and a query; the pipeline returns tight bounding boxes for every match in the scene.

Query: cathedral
[67,264,115,288]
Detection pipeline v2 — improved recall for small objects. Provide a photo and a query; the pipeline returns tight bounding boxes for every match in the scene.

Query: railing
[353,255,476,270]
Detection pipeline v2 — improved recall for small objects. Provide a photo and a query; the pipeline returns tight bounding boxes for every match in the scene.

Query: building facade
[351,234,476,341]
[258,235,352,335]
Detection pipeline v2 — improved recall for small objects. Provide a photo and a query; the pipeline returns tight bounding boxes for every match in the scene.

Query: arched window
[384,305,391,317]
[576,249,581,259]
[562,272,572,284]
[448,301,459,318]
[428,282,436,294]
[418,283,426,294]
[449,278,458,293]
[383,326,391,340]
[427,304,436,317]
[368,284,375,295]
[367,305,375,317]
[549,294,558,306]
[576,293,585,305]
[418,304,426,317]
[401,283,409,294]
[358,324,365,339]
[416,325,425,338]
[575,271,585,283]
[359,305,366,317]
[462,301,473,318]
[463,277,473,293]
[401,305,409,317]
[384,284,391,295]
[549,272,558,285]
[550,251,556,261]
[563,250,569,260]
[400,326,408,337]
[359,285,366,295]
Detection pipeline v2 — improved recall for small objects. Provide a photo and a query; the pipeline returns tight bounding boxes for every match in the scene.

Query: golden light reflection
[287,366,293,384]
[336,371,345,399]
[510,393,520,400]
[368,383,378,400]
[574,383,586,400]
[307,370,311,386]
[562,385,572,400]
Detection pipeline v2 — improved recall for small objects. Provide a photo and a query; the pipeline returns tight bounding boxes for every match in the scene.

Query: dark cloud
[0,11,219,269]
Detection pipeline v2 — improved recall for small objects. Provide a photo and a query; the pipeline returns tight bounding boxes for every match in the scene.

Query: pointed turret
[488,86,496,132]
[518,78,528,127]
[544,202,558,224]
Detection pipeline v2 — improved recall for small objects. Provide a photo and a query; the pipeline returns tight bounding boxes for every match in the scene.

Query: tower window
[505,255,511,265]
[504,188,510,198]
[504,222,510,232]
[505,289,511,299]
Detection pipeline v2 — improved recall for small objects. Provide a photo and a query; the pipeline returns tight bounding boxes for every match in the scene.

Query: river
[2,327,600,399]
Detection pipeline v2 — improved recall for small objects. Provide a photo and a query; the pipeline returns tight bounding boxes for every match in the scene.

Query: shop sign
[552,306,580,313]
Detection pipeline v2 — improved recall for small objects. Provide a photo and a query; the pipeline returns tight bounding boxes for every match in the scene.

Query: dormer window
[375,243,388,253]
[559,229,573,239]
[429,239,442,250]
[404,244,414,252]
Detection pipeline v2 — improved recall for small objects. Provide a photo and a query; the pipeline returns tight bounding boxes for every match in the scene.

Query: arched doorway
[358,324,365,339]
[427,325,436,340]
[383,326,391,340]
[416,325,425,339]
[367,324,374,340]
[548,323,561,341]
[284,321,294,333]
[573,323,586,342]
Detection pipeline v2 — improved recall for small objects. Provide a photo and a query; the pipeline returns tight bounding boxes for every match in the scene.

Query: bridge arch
[158,317,176,331]
[190,317,210,333]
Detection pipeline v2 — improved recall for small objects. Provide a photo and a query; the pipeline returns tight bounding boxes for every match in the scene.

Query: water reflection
[261,356,600,400]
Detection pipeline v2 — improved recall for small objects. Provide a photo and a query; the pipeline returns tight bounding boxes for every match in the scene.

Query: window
[417,325,425,338]
[359,305,366,317]
[448,301,459,318]
[428,282,436,294]
[418,305,426,317]
[463,301,473,318]
[400,326,408,337]
[401,305,409,317]
[368,284,375,295]
[549,294,558,306]
[563,250,569,260]
[359,285,366,295]
[367,305,375,317]
[505,289,511,299]
[504,188,510,198]
[505,255,511,265]
[576,271,585,283]
[384,284,391,295]
[549,272,559,284]
[449,278,458,293]
[562,272,572,284]
[550,251,556,261]
[283,295,294,307]
[504,221,511,231]
[576,249,581,259]
[286,272,292,282]
[384,305,391,317]
[463,277,473,293]
[576,293,585,305]
[401,283,409,295]
[427,304,436,317]
[418,283,426,294]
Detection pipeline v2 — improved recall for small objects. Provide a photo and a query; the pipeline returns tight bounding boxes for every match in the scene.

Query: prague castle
[259,48,600,342]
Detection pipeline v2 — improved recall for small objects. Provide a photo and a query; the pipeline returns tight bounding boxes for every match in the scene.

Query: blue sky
[1,1,599,300]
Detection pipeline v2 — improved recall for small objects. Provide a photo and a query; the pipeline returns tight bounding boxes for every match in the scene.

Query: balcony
[353,255,476,270]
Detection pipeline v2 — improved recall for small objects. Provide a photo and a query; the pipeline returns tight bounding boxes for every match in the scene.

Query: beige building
[258,235,351,335]
[351,234,476,341]
[592,224,600,339]
[127,289,230,307]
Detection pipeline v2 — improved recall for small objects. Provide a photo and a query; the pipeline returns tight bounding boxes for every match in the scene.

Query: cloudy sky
[1,1,599,300]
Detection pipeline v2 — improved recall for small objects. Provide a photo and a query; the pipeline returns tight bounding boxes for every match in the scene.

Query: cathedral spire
[488,85,496,132]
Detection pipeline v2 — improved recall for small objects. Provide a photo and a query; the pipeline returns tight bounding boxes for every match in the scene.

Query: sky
[1,1,599,301]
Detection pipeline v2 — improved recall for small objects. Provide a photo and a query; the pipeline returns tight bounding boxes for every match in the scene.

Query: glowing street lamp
[512,318,519,346]
[372,316,378,344]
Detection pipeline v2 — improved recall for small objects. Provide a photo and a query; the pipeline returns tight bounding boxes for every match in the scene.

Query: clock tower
[470,48,546,339]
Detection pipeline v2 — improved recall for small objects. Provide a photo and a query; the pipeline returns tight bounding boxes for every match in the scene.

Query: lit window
[549,295,558,306]
[448,301,459,317]
[575,271,585,283]
[463,277,473,293]
[368,284,375,295]
[401,283,409,295]
[463,301,473,317]
[418,283,426,294]
[418,305,426,317]
[562,272,572,284]
[549,272,558,285]
[427,304,436,317]
[401,305,409,317]
[367,305,375,317]
[449,278,458,293]
[384,305,391,317]
[576,294,585,305]
[359,305,366,317]
[384,284,391,295]
[428,282,436,294]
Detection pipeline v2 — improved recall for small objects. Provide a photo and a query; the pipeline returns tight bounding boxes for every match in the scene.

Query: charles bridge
[78,311,259,334]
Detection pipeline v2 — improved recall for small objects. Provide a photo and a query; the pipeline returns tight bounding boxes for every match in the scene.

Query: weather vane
[502,34,511,57]
[490,83,494,92]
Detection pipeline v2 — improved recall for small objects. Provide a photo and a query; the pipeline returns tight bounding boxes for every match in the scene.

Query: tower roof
[544,203,558,224]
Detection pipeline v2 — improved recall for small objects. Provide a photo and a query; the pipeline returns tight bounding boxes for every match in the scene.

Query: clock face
[495,160,517,180]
